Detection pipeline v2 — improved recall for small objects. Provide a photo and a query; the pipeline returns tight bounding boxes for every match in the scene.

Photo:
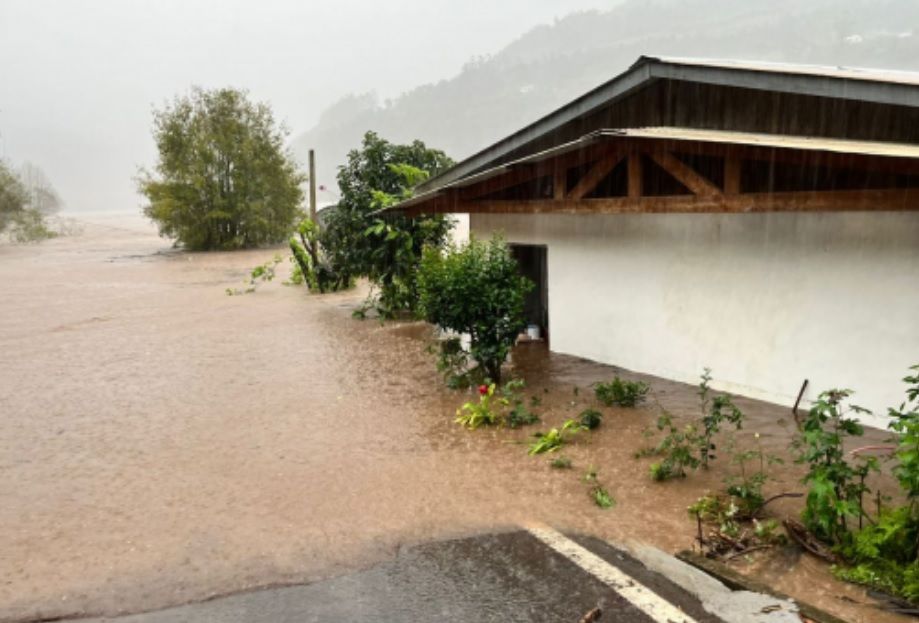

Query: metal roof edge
[414,62,654,193]
[414,55,919,197]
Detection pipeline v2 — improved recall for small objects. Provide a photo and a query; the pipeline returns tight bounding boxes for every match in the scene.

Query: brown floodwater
[0,213,909,623]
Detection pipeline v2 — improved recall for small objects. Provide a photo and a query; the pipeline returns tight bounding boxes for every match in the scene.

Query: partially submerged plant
[688,493,785,559]
[645,369,745,481]
[528,419,585,455]
[697,369,745,468]
[503,379,540,428]
[435,336,473,390]
[792,389,876,545]
[649,409,700,481]
[226,255,283,295]
[830,366,919,603]
[456,384,500,430]
[723,434,786,518]
[591,486,616,509]
[578,408,603,430]
[549,456,572,469]
[454,378,536,429]
[594,377,649,408]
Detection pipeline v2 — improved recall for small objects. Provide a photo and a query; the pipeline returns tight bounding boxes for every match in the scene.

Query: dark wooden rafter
[448,188,919,215]
[627,152,642,198]
[724,151,742,195]
[400,137,919,217]
[553,164,567,200]
[566,153,625,200]
[648,151,722,197]
[457,166,541,201]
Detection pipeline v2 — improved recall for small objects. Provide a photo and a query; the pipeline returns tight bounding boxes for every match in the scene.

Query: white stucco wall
[471,211,919,428]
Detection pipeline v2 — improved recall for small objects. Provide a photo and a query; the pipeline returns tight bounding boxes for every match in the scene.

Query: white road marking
[525,523,699,623]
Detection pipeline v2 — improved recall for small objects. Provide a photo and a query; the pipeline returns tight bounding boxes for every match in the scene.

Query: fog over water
[0,0,608,213]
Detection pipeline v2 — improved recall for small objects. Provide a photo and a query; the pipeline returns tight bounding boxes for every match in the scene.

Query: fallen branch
[783,519,839,564]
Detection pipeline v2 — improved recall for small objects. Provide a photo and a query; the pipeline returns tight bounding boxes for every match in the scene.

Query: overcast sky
[0,0,614,212]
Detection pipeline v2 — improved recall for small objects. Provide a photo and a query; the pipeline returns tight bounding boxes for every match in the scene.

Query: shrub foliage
[418,235,532,382]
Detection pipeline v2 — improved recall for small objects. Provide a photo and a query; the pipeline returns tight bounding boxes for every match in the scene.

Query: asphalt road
[80,528,726,623]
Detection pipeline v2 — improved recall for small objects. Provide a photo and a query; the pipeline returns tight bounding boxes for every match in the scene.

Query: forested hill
[292,0,919,191]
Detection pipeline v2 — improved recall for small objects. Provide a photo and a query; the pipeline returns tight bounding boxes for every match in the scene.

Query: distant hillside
[292,0,919,192]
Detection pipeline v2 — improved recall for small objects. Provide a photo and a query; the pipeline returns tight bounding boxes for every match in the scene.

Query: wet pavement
[81,529,722,623]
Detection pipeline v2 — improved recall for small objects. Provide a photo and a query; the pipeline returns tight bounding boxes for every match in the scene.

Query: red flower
[478,385,488,396]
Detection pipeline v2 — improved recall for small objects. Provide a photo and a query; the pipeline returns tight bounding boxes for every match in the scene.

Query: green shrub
[831,366,919,602]
[578,408,603,430]
[792,389,876,545]
[591,486,616,509]
[418,235,532,383]
[834,508,919,602]
[549,456,572,469]
[649,410,699,481]
[594,377,649,407]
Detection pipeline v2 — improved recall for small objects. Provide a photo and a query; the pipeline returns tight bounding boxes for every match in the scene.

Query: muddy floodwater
[0,214,909,623]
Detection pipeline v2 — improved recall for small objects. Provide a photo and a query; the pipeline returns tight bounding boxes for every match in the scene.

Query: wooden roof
[413,56,919,197]
[389,127,919,217]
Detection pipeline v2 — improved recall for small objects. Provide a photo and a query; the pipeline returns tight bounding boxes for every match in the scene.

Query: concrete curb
[675,550,849,623]
[624,543,799,623]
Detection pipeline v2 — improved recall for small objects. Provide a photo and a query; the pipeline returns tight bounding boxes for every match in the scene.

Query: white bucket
[526,324,541,340]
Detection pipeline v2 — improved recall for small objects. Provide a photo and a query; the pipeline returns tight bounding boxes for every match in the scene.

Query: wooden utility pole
[308,149,317,222]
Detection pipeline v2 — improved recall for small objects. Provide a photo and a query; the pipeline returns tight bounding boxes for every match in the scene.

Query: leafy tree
[0,160,29,232]
[138,87,304,250]
[362,163,453,315]
[418,235,532,383]
[18,162,62,215]
[321,131,453,311]
[0,160,57,242]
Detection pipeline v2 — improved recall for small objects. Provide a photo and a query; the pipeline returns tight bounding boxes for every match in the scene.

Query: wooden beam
[647,137,919,178]
[458,166,540,201]
[649,151,722,197]
[436,188,919,216]
[553,165,566,200]
[456,140,625,201]
[628,152,642,198]
[565,153,625,200]
[724,154,741,195]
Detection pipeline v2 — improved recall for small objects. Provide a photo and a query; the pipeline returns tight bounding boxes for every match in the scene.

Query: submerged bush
[138,87,304,250]
[594,377,649,408]
[793,389,875,545]
[834,508,919,602]
[418,234,532,383]
[454,379,535,430]
[578,408,603,430]
[830,366,919,602]
[645,369,745,481]
[528,419,585,455]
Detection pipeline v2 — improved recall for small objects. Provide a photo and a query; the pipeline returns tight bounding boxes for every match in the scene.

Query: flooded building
[391,56,919,425]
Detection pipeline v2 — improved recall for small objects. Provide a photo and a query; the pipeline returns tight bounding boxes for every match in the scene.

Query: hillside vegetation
[292,0,919,188]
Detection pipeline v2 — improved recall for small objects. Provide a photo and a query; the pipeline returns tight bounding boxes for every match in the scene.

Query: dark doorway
[510,244,549,341]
